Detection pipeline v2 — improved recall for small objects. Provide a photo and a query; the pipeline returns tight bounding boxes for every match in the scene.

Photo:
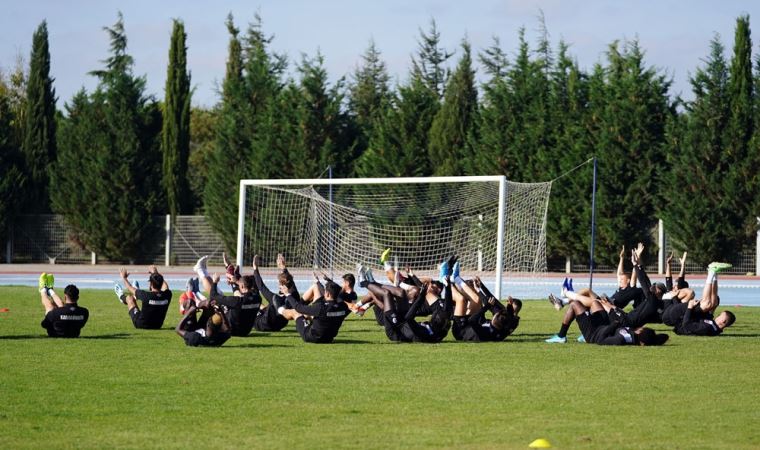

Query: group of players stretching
[544,243,736,346]
[35,244,735,347]
[35,249,522,346]
[167,250,521,347]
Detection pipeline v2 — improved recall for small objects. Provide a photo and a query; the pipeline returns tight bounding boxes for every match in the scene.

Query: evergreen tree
[751,39,760,225]
[244,13,288,180]
[0,75,27,241]
[357,23,449,179]
[162,19,192,217]
[428,39,478,176]
[22,21,57,212]
[724,15,756,244]
[204,13,290,251]
[53,13,162,261]
[475,37,512,177]
[589,40,674,263]
[290,53,351,177]
[412,19,453,99]
[356,75,438,178]
[661,37,729,263]
[477,28,550,182]
[188,106,218,212]
[203,14,249,251]
[544,41,593,263]
[348,39,391,168]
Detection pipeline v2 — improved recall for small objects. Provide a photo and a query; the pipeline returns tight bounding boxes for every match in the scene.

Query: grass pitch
[1,286,759,449]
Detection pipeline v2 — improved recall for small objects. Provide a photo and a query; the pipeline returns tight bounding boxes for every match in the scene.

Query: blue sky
[2,1,758,108]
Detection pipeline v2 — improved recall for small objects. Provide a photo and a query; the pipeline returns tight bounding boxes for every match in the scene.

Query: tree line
[1,12,758,267]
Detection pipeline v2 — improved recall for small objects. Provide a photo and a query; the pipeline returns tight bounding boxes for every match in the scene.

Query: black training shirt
[135,288,172,328]
[42,304,89,337]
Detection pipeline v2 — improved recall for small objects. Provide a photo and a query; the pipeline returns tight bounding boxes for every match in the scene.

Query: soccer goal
[237,176,551,299]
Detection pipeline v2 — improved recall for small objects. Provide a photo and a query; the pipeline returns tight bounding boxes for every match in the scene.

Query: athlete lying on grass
[191,255,261,337]
[175,294,231,347]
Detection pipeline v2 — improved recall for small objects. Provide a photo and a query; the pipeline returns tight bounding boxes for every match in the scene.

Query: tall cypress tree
[545,41,593,263]
[589,40,674,262]
[660,36,731,264]
[412,19,452,99]
[428,39,478,176]
[475,37,512,177]
[478,29,543,182]
[53,13,162,260]
[751,39,760,226]
[724,15,756,244]
[289,53,349,178]
[348,39,391,170]
[162,19,192,217]
[203,14,248,251]
[205,13,290,251]
[22,21,57,212]
[244,13,288,180]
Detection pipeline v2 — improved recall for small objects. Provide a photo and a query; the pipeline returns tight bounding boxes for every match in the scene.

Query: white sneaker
[193,255,209,272]
[114,283,126,305]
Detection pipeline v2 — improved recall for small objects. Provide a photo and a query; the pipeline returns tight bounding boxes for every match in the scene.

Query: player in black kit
[38,274,89,338]
[115,265,172,329]
[279,277,351,344]
[175,298,232,347]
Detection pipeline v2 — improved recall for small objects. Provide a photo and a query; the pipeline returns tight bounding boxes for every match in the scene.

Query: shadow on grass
[331,339,374,344]
[0,333,131,340]
[720,333,760,338]
[245,331,299,338]
[225,343,294,349]
[342,328,382,333]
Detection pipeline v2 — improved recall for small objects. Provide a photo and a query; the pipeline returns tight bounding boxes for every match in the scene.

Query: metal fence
[551,219,760,275]
[6,214,226,266]
[5,214,759,274]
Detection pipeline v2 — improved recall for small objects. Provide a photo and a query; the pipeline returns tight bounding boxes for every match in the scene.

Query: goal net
[237,176,551,298]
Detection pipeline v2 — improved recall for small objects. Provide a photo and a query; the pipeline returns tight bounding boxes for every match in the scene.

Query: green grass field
[1,286,759,449]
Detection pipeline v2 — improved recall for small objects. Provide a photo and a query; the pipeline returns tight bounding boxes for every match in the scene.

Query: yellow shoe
[380,248,392,264]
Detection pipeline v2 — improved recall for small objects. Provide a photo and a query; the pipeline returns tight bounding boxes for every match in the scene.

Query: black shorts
[662,302,688,326]
[183,330,205,347]
[253,306,288,332]
[41,320,62,338]
[382,311,405,342]
[576,310,610,342]
[129,307,146,328]
[129,307,162,329]
[295,316,324,343]
[452,316,481,342]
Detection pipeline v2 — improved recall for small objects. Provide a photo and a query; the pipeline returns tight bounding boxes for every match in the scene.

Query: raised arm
[149,265,170,291]
[665,252,673,291]
[252,255,276,302]
[677,251,688,287]
[293,300,323,317]
[616,245,626,277]
[210,273,239,307]
[120,267,138,295]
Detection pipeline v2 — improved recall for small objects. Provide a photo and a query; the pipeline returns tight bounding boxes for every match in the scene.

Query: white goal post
[237,176,550,299]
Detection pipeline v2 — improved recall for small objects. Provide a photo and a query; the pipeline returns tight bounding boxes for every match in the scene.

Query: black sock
[558,323,570,338]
